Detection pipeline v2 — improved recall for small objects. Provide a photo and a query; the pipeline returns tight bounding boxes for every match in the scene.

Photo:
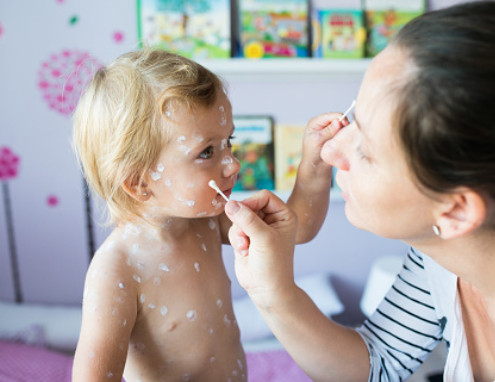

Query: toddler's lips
[223,189,232,198]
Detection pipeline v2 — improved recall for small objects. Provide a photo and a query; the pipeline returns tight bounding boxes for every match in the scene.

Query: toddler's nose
[222,153,241,178]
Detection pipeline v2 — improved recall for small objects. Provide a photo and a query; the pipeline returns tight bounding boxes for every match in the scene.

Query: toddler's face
[144,93,240,219]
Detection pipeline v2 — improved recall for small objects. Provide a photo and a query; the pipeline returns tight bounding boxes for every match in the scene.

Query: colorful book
[363,0,425,56]
[312,9,366,58]
[137,0,231,59]
[274,124,305,191]
[232,116,275,191]
[238,0,309,58]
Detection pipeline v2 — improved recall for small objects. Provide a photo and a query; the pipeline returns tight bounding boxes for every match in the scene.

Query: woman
[225,2,495,381]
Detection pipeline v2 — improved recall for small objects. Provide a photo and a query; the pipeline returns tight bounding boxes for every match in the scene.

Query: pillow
[0,301,81,352]
[234,273,344,342]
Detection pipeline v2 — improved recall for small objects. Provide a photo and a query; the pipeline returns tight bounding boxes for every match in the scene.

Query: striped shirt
[356,247,474,381]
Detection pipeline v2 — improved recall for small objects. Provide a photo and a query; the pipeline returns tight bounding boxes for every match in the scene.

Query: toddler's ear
[122,173,151,202]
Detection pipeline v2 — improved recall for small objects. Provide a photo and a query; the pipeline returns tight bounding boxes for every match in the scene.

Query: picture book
[274,124,305,191]
[238,0,309,58]
[312,9,366,58]
[232,116,275,191]
[363,0,425,56]
[137,0,231,59]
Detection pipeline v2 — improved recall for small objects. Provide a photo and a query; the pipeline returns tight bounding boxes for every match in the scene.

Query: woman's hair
[390,1,495,207]
[72,49,224,225]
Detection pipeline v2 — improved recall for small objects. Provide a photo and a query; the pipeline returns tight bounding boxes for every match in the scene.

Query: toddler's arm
[72,253,137,382]
[287,112,348,243]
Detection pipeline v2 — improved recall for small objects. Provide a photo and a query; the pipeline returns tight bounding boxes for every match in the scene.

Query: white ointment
[208,179,229,202]
[339,99,356,122]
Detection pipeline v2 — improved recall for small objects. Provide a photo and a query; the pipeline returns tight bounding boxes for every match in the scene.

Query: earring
[432,225,441,236]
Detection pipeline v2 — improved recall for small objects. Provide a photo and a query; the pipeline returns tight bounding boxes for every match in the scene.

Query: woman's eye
[199,146,214,159]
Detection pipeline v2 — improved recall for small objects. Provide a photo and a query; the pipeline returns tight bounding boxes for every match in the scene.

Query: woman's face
[321,46,438,243]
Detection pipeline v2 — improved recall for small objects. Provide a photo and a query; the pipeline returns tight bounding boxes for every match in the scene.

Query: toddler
[72,49,336,381]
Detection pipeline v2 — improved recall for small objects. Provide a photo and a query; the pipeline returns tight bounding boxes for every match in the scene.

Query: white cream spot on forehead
[193,132,204,142]
[178,145,191,155]
[186,310,197,321]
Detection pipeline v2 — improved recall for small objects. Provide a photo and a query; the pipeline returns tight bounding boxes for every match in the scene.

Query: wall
[0,0,472,324]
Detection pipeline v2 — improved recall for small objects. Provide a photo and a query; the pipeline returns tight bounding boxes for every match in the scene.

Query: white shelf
[198,58,372,78]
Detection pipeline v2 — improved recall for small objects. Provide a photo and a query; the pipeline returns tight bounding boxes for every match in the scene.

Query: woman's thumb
[225,201,266,238]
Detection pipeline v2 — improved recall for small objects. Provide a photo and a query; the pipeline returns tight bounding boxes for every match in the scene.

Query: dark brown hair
[391,1,495,204]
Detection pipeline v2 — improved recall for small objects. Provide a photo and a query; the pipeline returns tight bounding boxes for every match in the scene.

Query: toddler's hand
[302,112,350,169]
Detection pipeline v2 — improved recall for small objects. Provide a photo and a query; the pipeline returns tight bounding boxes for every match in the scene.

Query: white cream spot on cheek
[160,306,168,316]
[216,299,223,308]
[186,200,195,207]
[194,262,200,272]
[222,155,233,165]
[159,263,170,272]
[186,310,197,321]
[150,170,161,181]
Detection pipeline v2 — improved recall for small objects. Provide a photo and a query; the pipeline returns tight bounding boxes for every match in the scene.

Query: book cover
[232,116,275,191]
[364,0,425,56]
[137,0,231,59]
[312,9,366,58]
[238,0,309,58]
[274,124,305,191]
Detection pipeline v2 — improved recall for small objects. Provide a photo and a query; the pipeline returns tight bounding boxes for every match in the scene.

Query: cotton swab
[338,99,356,122]
[208,180,230,202]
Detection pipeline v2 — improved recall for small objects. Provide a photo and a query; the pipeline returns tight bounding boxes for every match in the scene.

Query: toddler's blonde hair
[72,49,224,225]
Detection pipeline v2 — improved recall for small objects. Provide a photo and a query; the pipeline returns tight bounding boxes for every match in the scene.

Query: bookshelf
[198,58,372,78]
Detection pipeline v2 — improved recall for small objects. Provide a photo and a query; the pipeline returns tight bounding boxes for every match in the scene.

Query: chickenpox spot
[179,145,191,155]
[202,243,207,252]
[150,170,161,181]
[123,319,127,326]
[196,211,207,217]
[165,110,171,117]
[160,306,168,316]
[133,275,142,283]
[159,263,170,272]
[216,299,223,308]
[194,262,200,272]
[186,200,195,207]
[148,303,156,309]
[164,179,172,187]
[186,310,197,321]
[220,138,227,150]
[222,155,233,165]
[177,135,186,142]
[118,282,125,289]
[208,219,216,230]
[157,163,165,172]
[140,294,146,303]
[107,372,114,378]
[224,314,231,327]
[153,277,161,286]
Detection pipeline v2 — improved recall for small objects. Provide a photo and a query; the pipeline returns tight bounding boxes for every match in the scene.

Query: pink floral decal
[0,147,20,181]
[47,194,60,207]
[38,50,102,116]
[0,22,4,39]
[113,31,124,43]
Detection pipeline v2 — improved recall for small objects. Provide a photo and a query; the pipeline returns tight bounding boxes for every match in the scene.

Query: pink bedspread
[0,341,311,382]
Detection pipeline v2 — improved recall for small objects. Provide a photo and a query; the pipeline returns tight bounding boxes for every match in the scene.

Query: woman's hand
[225,190,297,308]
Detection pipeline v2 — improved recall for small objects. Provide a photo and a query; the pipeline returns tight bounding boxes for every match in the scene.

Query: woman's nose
[320,127,351,171]
[222,152,241,178]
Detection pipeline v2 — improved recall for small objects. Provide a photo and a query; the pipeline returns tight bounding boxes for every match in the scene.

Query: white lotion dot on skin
[156,162,165,172]
[194,262,200,272]
[216,299,222,308]
[186,310,198,321]
[221,155,233,165]
[150,170,162,181]
[160,306,168,316]
[208,219,216,230]
[158,263,170,272]
[186,200,195,207]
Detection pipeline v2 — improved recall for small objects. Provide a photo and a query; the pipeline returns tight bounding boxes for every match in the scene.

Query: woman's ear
[122,173,151,202]
[435,189,486,239]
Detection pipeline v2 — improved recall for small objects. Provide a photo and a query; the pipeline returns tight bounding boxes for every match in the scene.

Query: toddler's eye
[199,146,214,159]
[227,135,235,148]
